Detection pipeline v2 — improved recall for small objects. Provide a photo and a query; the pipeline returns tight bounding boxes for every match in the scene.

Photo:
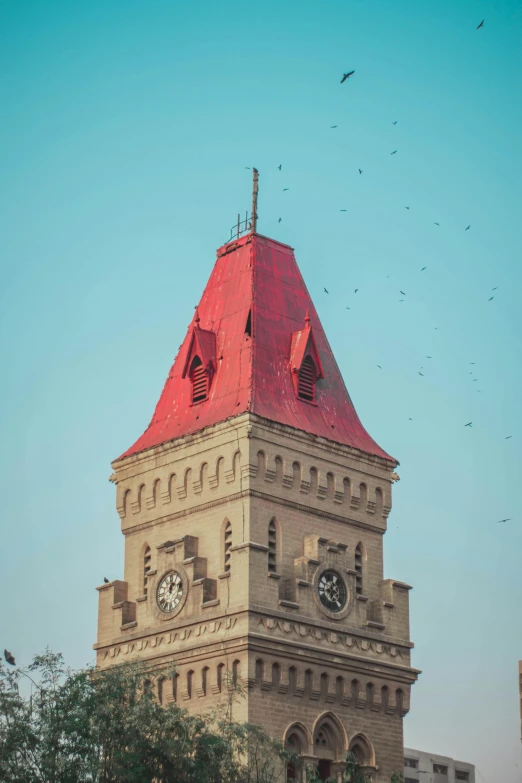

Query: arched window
[172,673,179,702]
[348,734,374,768]
[224,521,232,572]
[190,355,208,403]
[355,543,363,595]
[201,666,209,696]
[298,355,317,402]
[143,546,151,596]
[232,660,240,688]
[268,519,277,572]
[186,670,193,699]
[217,662,225,693]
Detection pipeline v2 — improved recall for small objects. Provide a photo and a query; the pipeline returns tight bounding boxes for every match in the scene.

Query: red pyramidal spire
[119,232,393,463]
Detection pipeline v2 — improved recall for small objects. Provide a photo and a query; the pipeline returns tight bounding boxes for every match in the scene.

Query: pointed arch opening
[313,712,347,779]
[268,518,277,572]
[284,723,311,781]
[355,542,364,596]
[298,355,317,402]
[143,545,151,596]
[348,733,375,768]
[223,520,232,573]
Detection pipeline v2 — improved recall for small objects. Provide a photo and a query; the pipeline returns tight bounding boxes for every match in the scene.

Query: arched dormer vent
[290,312,324,403]
[181,311,217,405]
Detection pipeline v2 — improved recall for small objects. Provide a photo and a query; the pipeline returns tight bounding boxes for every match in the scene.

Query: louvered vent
[190,356,208,403]
[298,355,316,401]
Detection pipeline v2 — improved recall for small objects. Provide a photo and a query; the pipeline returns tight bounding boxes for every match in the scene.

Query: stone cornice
[122,487,386,537]
[111,412,397,476]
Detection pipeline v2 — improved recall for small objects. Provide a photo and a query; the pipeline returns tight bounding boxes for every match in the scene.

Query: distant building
[403,748,475,783]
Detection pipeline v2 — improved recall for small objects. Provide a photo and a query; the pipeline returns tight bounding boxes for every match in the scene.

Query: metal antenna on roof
[251,168,259,234]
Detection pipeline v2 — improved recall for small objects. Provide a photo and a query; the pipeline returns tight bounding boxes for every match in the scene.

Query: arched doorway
[313,714,346,782]
[348,733,376,779]
[284,723,310,781]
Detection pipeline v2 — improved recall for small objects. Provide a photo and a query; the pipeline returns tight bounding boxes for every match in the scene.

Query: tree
[0,649,288,783]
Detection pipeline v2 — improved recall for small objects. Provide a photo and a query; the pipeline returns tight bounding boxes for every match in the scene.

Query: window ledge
[268,572,282,579]
[218,572,231,580]
[121,621,138,631]
[202,599,220,608]
[136,595,147,603]
[279,599,300,610]
[356,594,369,602]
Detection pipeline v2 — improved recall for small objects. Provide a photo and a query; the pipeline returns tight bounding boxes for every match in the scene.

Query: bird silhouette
[477,19,484,29]
[405,206,410,209]
[392,121,398,125]
[470,362,475,365]
[354,288,358,293]
[103,577,109,583]
[245,167,251,170]
[505,436,512,439]
[400,290,406,295]
[426,356,432,358]
[391,150,397,155]
[488,296,494,301]
[278,217,282,223]
[324,288,329,294]
[434,222,440,226]
[418,372,424,376]
[283,188,289,191]
[377,365,382,369]
[278,164,282,171]
[491,286,498,291]
[340,71,355,83]
[465,422,473,427]
[496,518,512,524]
[465,225,470,230]
[421,266,427,271]
[4,649,15,666]
[358,169,363,174]
[340,209,347,212]
[330,125,338,128]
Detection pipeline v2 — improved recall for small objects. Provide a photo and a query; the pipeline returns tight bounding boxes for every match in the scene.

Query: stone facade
[95,411,419,781]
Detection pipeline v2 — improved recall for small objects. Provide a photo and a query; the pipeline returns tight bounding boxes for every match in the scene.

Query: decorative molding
[255,616,406,661]
[101,617,238,661]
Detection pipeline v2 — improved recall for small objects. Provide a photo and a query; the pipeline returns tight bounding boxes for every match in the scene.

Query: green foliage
[0,649,287,783]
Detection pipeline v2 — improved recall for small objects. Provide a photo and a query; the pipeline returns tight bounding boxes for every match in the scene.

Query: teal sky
[1,1,521,780]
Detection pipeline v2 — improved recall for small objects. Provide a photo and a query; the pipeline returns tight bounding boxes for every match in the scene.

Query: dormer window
[298,355,317,402]
[190,356,208,403]
[290,312,324,404]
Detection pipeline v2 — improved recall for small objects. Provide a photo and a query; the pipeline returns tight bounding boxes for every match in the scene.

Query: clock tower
[95,219,419,781]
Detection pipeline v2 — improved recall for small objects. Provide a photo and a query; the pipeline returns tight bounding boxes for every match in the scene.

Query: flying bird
[421,266,426,271]
[392,121,398,125]
[409,418,413,420]
[391,150,397,155]
[491,286,498,291]
[340,71,355,83]
[400,290,406,295]
[426,356,432,358]
[346,307,350,310]
[278,217,282,222]
[283,188,289,191]
[4,650,15,666]
[418,372,424,376]
[405,206,410,209]
[377,365,382,369]
[465,225,470,230]
[340,209,347,212]
[330,125,338,129]
[465,422,473,427]
[103,577,109,583]
[354,288,358,293]
[488,296,494,301]
[434,222,440,226]
[477,19,484,29]
[496,518,512,524]
[278,164,282,171]
[470,362,475,364]
[245,167,251,170]
[324,288,329,294]
[505,436,512,439]
[358,169,363,174]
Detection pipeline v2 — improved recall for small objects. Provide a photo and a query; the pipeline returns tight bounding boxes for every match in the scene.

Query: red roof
[118,233,394,463]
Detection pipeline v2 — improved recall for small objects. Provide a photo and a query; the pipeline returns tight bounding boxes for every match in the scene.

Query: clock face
[317,570,347,613]
[156,571,184,613]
